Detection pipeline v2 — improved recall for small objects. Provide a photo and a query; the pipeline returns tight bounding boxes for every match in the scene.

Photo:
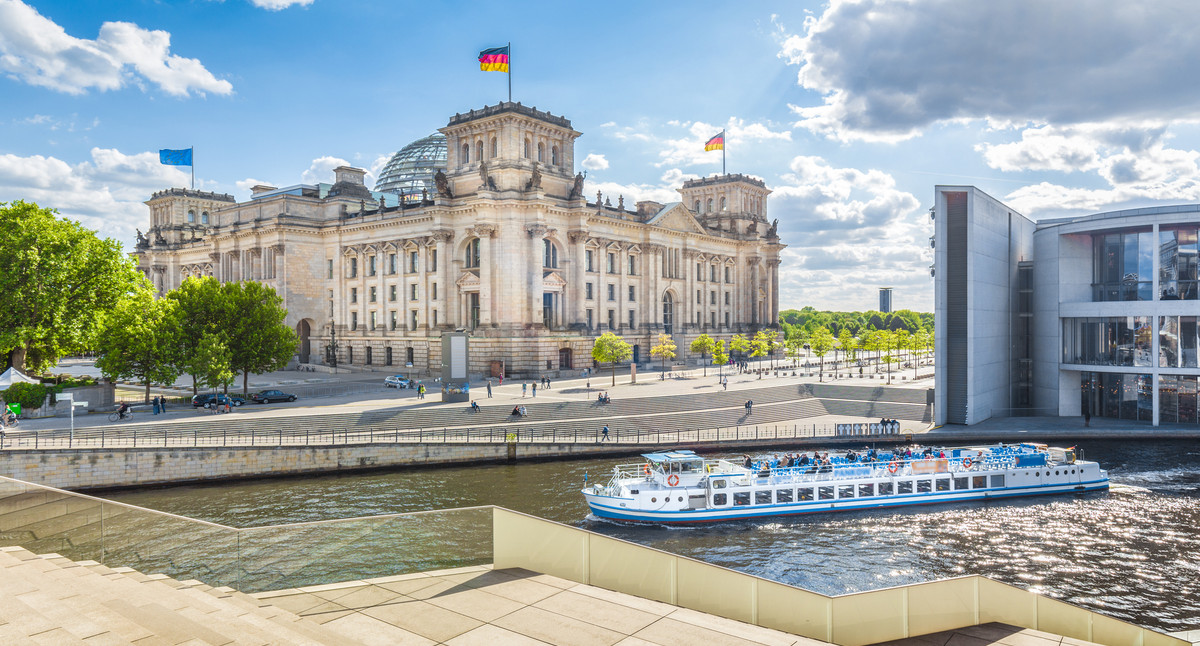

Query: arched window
[694,200,701,213]
[385,346,393,366]
[461,143,470,164]
[348,346,354,364]
[491,137,498,158]
[465,238,480,268]
[187,210,195,223]
[201,212,209,224]
[551,145,560,166]
[366,347,373,365]
[662,292,674,335]
[475,140,483,161]
[543,239,558,268]
[719,196,726,211]
[537,142,544,162]
[524,138,531,158]
[406,347,414,364]
[706,198,713,212]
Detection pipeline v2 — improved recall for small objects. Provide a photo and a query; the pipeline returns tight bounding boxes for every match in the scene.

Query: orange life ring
[667,474,680,487]
[963,457,973,469]
[643,464,650,476]
[887,461,899,474]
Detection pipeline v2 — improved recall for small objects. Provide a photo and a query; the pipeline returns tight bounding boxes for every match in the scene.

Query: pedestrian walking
[160,396,166,413]
[745,399,753,413]
[224,397,232,414]
[601,425,609,442]
[532,382,537,397]
[499,376,504,386]
[152,397,160,415]
[546,378,551,389]
[418,384,426,400]
[522,383,527,397]
[722,377,728,391]
[486,381,493,398]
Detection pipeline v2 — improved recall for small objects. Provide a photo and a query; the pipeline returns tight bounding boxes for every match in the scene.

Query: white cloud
[581,153,609,171]
[778,1,1200,142]
[249,0,314,9]
[0,147,190,248]
[0,0,232,97]
[235,178,275,198]
[300,156,351,184]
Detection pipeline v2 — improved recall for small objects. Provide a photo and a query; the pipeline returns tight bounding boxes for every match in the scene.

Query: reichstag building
[134,102,785,378]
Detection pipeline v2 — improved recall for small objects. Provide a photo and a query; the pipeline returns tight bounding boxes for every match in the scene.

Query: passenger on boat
[742,455,753,469]
[846,449,858,463]
[798,453,810,467]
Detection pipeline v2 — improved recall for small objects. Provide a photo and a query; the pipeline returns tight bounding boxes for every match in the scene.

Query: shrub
[1,382,52,412]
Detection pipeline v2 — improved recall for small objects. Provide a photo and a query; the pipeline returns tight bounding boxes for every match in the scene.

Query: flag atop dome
[704,132,724,151]
[478,46,510,73]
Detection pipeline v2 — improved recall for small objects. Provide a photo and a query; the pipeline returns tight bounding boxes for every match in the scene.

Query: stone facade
[134,102,785,378]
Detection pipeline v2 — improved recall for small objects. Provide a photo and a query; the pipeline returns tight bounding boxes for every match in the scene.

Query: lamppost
[326,320,339,373]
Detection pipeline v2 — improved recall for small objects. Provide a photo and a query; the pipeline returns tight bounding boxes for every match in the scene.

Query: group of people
[596,391,611,404]
[150,396,168,415]
[510,404,528,417]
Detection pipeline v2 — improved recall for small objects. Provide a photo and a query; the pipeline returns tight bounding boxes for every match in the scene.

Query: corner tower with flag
[478,44,511,101]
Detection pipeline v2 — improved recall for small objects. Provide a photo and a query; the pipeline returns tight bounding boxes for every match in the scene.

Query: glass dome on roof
[373,133,447,199]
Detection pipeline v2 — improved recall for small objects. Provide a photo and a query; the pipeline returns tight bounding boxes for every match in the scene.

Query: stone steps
[0,545,363,644]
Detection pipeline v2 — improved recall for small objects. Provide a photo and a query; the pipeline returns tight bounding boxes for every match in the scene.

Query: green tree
[187,333,235,395]
[809,326,835,382]
[0,201,146,372]
[690,334,717,376]
[784,335,805,366]
[730,333,750,366]
[712,339,729,375]
[591,332,632,386]
[750,330,771,377]
[168,276,229,395]
[650,333,677,374]
[94,290,182,403]
[224,281,298,394]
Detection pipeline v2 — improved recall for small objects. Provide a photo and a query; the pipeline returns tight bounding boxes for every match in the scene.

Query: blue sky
[5,0,1200,312]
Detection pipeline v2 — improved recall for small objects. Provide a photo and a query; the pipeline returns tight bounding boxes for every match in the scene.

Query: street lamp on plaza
[326,320,339,374]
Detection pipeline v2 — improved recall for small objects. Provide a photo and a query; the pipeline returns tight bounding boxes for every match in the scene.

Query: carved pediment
[647,203,708,235]
[584,237,602,249]
[456,271,480,288]
[382,241,398,252]
[626,244,642,254]
[542,271,567,288]
[402,239,420,251]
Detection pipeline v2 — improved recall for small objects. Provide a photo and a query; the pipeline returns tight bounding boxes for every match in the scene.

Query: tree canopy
[650,333,676,372]
[779,306,932,341]
[94,289,181,402]
[0,201,146,372]
[689,334,717,376]
[591,332,632,386]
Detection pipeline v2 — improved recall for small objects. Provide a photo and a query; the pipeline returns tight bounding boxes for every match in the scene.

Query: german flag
[705,131,725,151]
[478,46,510,73]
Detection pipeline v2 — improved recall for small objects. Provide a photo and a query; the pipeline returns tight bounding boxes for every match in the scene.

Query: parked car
[250,390,297,404]
[190,393,246,408]
[384,375,412,388]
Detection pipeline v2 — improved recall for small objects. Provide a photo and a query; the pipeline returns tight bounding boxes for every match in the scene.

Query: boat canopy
[642,450,700,463]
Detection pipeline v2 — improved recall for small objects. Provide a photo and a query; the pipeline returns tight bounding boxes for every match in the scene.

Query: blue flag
[159,148,193,166]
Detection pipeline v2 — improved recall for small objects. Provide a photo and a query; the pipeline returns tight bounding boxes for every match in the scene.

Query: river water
[107,439,1200,632]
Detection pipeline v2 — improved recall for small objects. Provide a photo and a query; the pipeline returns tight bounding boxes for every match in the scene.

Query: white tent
[0,367,39,388]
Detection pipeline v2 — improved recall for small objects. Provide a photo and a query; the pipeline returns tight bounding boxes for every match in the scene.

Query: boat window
[878,482,894,496]
[858,483,874,497]
[991,474,1006,488]
[953,477,969,490]
[755,491,771,505]
[935,479,951,492]
[972,476,987,489]
[798,488,814,501]
[838,485,855,499]
[776,488,793,503]
[733,492,750,506]
[712,479,726,489]
[917,479,932,493]
[897,481,913,494]
[651,498,657,503]
[713,493,727,506]
[818,486,834,500]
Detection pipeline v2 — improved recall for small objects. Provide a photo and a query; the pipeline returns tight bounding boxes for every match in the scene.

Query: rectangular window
[429,249,437,272]
[327,259,333,279]
[696,262,702,280]
[410,284,418,301]
[711,312,716,327]
[607,284,615,301]
[349,257,357,278]
[858,483,874,497]
[389,285,397,302]
[390,311,397,331]
[586,250,594,272]
[628,286,635,302]
[369,255,377,276]
[954,477,970,490]
[935,478,951,492]
[755,490,772,505]
[696,290,701,304]
[432,283,437,300]
[628,310,635,330]
[733,492,750,506]
[725,266,731,283]
[389,253,397,274]
[990,474,1006,488]
[370,311,377,330]
[369,286,377,303]
[798,488,814,501]
[710,265,717,282]
[838,485,855,499]
[351,311,358,331]
[877,482,894,496]
[917,479,932,493]
[607,252,616,274]
[351,287,358,303]
[897,481,913,494]
[710,291,716,305]
[818,486,834,500]
[432,309,438,326]
[586,309,594,329]
[972,476,987,489]
[725,292,730,305]
[725,312,730,327]
[628,256,636,275]
[607,310,615,329]
[776,488,793,503]
[586,283,593,300]
[410,310,418,331]
[713,493,727,506]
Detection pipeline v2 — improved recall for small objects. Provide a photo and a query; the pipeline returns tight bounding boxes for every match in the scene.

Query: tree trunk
[6,346,26,372]
[243,370,250,395]
[144,379,151,404]
[192,374,198,396]
[611,362,616,387]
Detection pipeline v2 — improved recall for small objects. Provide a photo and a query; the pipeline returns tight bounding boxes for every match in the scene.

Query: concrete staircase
[0,545,362,644]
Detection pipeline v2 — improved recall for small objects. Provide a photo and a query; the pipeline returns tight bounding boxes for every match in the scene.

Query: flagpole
[191,146,195,190]
[722,130,726,175]
[507,41,512,103]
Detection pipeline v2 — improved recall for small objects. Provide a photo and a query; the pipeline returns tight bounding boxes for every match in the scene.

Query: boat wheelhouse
[582,445,1109,524]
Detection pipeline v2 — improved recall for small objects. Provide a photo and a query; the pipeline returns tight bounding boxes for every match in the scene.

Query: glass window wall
[1063,317,1154,366]
[1159,227,1199,300]
[1081,372,1153,422]
[1158,375,1200,424]
[1092,230,1153,301]
[1159,316,1200,368]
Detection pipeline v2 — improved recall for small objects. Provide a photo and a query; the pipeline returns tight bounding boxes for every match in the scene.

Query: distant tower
[879,287,893,313]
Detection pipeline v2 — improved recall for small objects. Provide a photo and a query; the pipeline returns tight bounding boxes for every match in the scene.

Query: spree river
[107,439,1200,632]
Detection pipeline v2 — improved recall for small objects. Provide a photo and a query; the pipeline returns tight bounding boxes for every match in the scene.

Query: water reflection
[107,440,1200,631]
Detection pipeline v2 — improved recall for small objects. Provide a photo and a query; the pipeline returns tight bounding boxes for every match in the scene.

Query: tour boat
[581,444,1109,524]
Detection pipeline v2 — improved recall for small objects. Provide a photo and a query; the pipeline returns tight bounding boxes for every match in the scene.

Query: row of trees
[589,330,786,386]
[801,326,933,382]
[779,306,932,339]
[95,277,298,401]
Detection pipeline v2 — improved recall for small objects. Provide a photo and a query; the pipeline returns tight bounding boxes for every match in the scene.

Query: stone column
[527,223,549,328]
[432,230,453,331]
[768,258,781,327]
[569,230,588,326]
[473,224,496,327]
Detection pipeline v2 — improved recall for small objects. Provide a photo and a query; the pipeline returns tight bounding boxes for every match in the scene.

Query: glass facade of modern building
[1062,317,1154,367]
[1158,226,1200,300]
[373,134,447,200]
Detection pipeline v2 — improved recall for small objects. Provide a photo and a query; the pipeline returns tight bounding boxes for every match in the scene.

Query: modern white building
[934,185,1200,427]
